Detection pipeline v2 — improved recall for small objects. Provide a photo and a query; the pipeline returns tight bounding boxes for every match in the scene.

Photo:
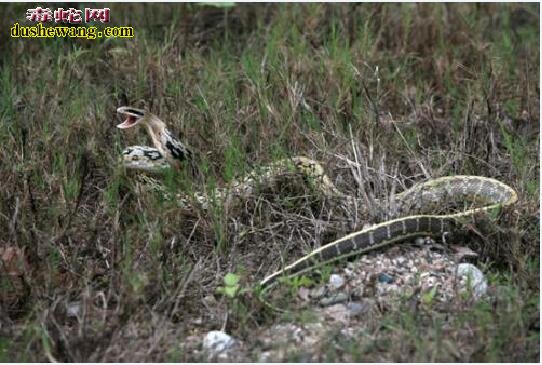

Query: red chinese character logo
[53,8,69,23]
[52,8,82,24]
[26,7,53,22]
[85,8,110,23]
[66,8,83,24]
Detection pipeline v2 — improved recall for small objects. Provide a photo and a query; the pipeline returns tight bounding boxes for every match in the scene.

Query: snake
[115,107,519,297]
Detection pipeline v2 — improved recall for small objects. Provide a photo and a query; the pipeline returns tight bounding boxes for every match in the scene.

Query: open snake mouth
[116,107,145,129]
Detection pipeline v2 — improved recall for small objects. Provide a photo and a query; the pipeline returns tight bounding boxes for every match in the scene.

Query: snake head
[116,106,146,129]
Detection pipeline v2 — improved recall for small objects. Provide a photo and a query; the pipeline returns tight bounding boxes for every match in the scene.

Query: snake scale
[115,107,518,295]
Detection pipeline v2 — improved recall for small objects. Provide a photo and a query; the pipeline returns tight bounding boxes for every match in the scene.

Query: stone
[328,274,345,290]
[202,330,235,357]
[309,286,326,299]
[346,299,375,316]
[377,272,394,284]
[323,303,349,323]
[319,292,348,306]
[415,237,426,245]
[456,263,487,299]
[298,287,310,301]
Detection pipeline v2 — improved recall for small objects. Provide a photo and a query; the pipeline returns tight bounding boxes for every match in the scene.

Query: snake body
[258,174,517,289]
[115,108,518,293]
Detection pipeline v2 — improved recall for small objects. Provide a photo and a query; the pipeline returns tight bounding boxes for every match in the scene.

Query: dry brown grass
[0,3,539,362]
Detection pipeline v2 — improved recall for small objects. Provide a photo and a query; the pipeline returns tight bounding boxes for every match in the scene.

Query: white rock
[202,330,235,355]
[456,263,488,299]
[328,274,345,289]
[394,256,406,265]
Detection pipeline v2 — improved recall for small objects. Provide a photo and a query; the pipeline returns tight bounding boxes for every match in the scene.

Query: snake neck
[139,115,192,170]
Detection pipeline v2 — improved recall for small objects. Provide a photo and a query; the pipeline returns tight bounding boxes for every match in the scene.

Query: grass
[0,3,539,362]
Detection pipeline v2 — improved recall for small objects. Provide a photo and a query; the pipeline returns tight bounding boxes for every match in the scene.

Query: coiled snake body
[116,107,518,294]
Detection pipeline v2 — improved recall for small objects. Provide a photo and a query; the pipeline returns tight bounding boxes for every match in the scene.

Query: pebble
[351,285,364,298]
[346,299,375,316]
[393,256,406,265]
[299,245,490,315]
[309,286,326,299]
[202,331,235,356]
[323,303,350,323]
[425,275,437,287]
[377,273,394,284]
[404,274,415,285]
[376,283,399,296]
[456,263,488,299]
[323,299,377,323]
[240,244,496,362]
[415,237,426,245]
[328,274,345,289]
[319,292,348,306]
[298,287,310,301]
[258,324,304,348]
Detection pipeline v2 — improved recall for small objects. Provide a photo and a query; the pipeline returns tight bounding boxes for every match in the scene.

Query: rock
[376,282,399,296]
[323,303,350,323]
[328,274,345,290]
[345,302,364,316]
[414,236,435,245]
[202,330,235,357]
[456,263,487,299]
[319,292,348,306]
[298,287,310,301]
[323,299,376,323]
[265,324,304,344]
[351,285,364,298]
[404,273,415,285]
[377,272,394,284]
[393,256,406,265]
[346,299,375,316]
[258,323,311,357]
[258,351,274,362]
[415,237,426,245]
[309,286,326,299]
